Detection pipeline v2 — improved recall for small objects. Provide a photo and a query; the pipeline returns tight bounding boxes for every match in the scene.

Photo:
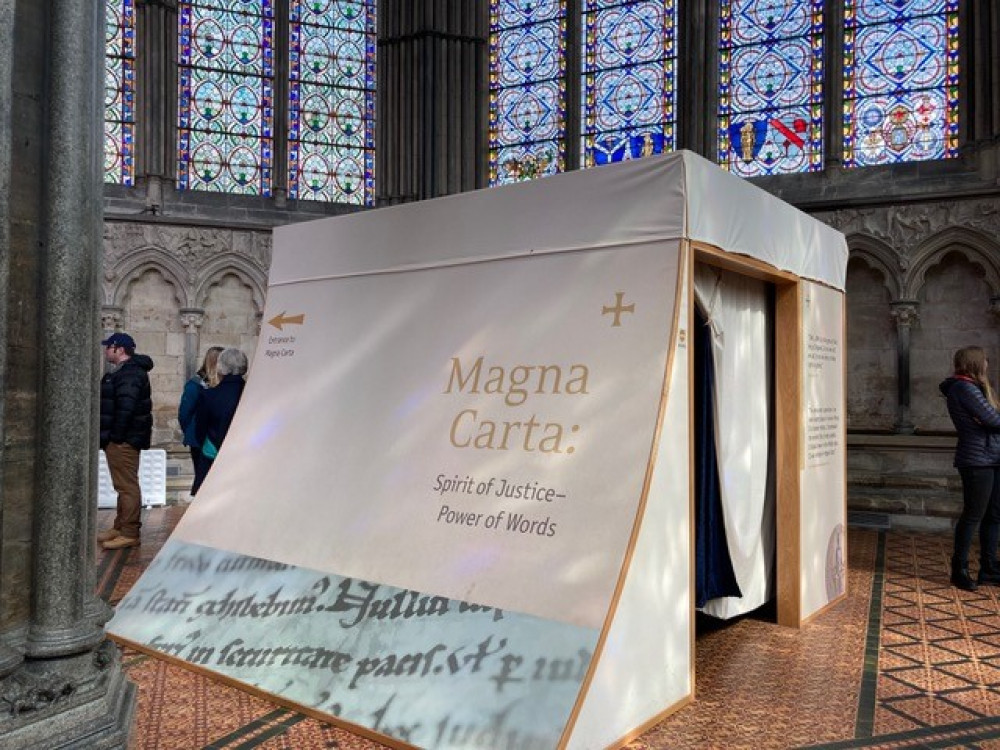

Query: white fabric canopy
[695,265,776,619]
[270,151,848,290]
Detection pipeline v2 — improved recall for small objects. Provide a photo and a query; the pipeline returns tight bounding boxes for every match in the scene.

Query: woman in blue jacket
[940,346,1000,591]
[178,346,222,497]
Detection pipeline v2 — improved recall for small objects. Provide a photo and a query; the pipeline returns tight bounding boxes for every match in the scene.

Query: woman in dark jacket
[195,347,248,475]
[940,346,1000,591]
[178,346,222,497]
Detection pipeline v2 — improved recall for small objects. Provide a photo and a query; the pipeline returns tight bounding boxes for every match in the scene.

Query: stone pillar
[823,0,845,169]
[677,1,715,156]
[564,0,582,172]
[0,0,135,745]
[180,308,205,379]
[890,301,920,435]
[967,2,1000,179]
[967,0,999,144]
[137,0,178,205]
[271,0,289,205]
[0,0,20,685]
[377,0,487,203]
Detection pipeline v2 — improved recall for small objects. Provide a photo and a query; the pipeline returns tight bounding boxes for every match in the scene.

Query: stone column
[180,308,205,379]
[967,0,999,144]
[377,0,487,203]
[890,301,920,434]
[967,2,1000,179]
[137,0,179,206]
[271,0,289,205]
[677,0,716,156]
[0,0,20,684]
[823,0,845,169]
[564,0,582,172]
[0,0,135,745]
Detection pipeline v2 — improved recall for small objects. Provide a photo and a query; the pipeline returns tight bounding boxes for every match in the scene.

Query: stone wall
[101,221,271,498]
[819,197,1000,517]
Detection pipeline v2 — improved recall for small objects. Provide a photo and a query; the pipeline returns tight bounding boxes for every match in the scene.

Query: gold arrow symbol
[268,312,305,330]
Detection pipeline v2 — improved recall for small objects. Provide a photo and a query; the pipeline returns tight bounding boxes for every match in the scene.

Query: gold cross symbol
[602,291,635,327]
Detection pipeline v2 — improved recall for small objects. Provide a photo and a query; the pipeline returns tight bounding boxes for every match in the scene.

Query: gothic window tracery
[489,0,568,185]
[177,0,275,195]
[489,0,677,186]
[288,0,376,204]
[105,0,136,185]
[718,0,824,177]
[174,0,376,203]
[843,0,959,166]
[581,0,677,167]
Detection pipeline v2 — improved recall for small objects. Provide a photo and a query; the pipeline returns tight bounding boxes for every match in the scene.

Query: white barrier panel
[98,449,167,508]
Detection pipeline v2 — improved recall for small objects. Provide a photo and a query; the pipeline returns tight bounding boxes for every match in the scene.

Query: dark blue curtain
[694,305,742,608]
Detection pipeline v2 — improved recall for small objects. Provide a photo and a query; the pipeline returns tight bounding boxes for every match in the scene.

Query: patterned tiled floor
[99,507,1000,749]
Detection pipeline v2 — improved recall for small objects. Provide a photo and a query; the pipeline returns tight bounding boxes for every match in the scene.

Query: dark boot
[980,521,1000,584]
[979,558,1000,585]
[952,556,979,591]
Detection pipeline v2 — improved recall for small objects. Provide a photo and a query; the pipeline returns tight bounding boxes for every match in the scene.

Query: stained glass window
[105,0,136,185]
[719,1,824,177]
[177,0,275,195]
[843,0,959,167]
[582,0,676,168]
[489,0,568,186]
[288,0,376,204]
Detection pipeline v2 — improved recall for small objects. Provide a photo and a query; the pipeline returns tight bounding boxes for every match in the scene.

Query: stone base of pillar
[0,640,135,749]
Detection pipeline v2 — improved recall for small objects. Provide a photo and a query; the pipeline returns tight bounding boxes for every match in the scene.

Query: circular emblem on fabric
[826,522,846,601]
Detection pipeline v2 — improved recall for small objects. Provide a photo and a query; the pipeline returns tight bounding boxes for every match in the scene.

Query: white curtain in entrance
[694,265,775,619]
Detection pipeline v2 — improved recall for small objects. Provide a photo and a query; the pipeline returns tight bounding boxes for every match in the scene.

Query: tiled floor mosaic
[99,507,1000,749]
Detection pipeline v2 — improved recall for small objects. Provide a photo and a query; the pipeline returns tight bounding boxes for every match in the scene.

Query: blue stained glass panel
[288,0,376,204]
[581,0,677,169]
[489,0,567,185]
[855,0,949,25]
[105,0,135,185]
[177,0,275,195]
[496,0,563,28]
[719,0,823,177]
[729,0,812,44]
[843,0,959,166]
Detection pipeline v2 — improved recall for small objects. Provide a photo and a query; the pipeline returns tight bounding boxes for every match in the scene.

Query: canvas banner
[109,238,681,747]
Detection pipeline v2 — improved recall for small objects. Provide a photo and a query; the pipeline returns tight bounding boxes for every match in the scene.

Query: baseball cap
[101,332,136,349]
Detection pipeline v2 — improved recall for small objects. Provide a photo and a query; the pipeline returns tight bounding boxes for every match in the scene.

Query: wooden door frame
[692,243,803,627]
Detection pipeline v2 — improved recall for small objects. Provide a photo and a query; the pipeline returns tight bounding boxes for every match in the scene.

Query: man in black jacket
[98,332,154,550]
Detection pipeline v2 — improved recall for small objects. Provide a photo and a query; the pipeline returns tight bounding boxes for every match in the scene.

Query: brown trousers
[105,442,142,538]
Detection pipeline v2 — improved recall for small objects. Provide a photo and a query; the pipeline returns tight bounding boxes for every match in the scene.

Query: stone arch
[904,228,1000,432]
[193,254,267,313]
[845,234,902,300]
[903,227,1000,301]
[106,246,189,308]
[844,233,899,432]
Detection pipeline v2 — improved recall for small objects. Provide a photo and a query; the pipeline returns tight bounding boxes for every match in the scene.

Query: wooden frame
[692,242,804,627]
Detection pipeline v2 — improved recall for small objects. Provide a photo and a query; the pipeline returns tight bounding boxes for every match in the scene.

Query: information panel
[800,280,847,613]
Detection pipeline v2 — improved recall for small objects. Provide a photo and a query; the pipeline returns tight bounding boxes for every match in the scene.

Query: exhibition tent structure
[110,151,849,749]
